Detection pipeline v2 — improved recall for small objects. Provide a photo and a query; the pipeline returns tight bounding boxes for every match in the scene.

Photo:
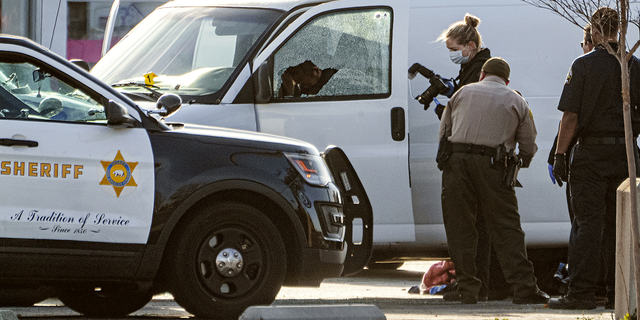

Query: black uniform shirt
[558,43,640,137]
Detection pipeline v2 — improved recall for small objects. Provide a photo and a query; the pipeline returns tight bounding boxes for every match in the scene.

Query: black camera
[408,63,454,110]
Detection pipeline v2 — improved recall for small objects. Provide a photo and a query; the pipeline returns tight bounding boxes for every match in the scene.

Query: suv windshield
[91,6,282,101]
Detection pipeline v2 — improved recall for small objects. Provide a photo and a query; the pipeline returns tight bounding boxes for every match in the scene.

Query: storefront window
[67,1,164,68]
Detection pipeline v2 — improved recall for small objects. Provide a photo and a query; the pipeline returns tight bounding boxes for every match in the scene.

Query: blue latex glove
[548,164,556,184]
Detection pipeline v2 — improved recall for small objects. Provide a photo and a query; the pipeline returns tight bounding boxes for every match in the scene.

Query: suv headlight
[285,153,333,186]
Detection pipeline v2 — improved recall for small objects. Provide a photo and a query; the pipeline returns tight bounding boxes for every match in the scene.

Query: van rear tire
[527,247,568,295]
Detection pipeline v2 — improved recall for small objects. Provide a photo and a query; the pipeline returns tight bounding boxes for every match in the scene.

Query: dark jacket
[435,48,491,119]
[454,48,491,92]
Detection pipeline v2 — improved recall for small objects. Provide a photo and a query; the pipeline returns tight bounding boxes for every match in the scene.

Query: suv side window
[0,58,106,123]
[272,8,391,100]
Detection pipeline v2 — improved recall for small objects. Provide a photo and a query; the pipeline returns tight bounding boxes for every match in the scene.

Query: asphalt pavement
[5,261,616,320]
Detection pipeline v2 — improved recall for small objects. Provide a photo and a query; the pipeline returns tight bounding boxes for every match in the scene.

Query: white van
[91,0,588,280]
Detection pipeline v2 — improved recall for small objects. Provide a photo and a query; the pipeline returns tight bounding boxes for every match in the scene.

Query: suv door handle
[0,138,38,148]
[390,107,405,141]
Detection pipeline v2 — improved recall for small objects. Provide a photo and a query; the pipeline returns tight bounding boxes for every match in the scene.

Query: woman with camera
[435,13,510,303]
[434,13,491,118]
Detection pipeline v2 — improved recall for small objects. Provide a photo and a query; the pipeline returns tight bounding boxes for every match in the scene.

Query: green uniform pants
[441,152,538,299]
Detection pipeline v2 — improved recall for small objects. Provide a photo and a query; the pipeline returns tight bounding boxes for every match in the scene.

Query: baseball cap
[482,57,510,81]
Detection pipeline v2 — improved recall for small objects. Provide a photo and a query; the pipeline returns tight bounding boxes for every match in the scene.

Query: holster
[503,150,523,188]
[436,134,451,171]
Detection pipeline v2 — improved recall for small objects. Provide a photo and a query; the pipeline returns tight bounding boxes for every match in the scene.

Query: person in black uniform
[435,13,509,302]
[549,7,640,310]
[547,24,594,222]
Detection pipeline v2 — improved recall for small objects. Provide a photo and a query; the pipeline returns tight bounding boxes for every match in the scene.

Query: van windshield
[91,7,281,101]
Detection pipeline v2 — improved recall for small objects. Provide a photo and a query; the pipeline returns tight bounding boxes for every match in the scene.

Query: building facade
[1,0,163,67]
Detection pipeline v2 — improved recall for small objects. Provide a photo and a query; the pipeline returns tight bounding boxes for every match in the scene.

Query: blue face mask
[449,45,469,64]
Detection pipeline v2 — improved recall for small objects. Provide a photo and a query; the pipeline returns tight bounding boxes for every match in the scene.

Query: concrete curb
[239,304,386,320]
[0,310,18,320]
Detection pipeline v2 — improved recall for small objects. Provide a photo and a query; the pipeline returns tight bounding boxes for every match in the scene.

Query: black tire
[367,262,405,270]
[164,202,287,319]
[57,285,153,317]
[0,287,51,307]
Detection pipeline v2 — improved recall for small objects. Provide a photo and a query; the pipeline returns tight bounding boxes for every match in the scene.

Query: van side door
[251,0,416,243]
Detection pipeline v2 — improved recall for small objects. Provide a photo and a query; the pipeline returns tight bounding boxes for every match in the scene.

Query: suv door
[252,0,415,243]
[0,50,155,247]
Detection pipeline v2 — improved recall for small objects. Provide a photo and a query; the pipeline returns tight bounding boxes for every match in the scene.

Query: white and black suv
[0,35,372,319]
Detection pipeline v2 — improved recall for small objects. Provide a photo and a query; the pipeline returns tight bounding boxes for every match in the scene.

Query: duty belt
[450,143,496,157]
[577,137,627,145]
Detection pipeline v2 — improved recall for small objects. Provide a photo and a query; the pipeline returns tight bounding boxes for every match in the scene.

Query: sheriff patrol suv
[0,35,372,319]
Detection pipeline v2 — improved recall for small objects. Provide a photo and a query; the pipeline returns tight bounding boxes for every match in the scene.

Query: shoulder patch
[565,68,572,85]
[529,109,534,121]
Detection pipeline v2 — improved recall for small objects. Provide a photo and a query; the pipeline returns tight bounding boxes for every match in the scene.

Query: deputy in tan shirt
[439,71,537,159]
[437,57,547,305]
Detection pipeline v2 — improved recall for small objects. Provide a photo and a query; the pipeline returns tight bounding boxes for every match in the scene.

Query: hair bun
[464,13,481,28]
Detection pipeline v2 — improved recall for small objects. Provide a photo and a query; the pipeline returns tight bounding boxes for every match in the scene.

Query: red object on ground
[420,260,456,293]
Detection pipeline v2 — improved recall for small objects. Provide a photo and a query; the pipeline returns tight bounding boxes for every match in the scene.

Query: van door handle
[0,138,39,148]
[390,107,405,141]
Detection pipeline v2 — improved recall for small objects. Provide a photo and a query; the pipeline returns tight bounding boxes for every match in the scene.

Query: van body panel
[153,102,258,131]
[406,0,584,249]
[91,0,627,257]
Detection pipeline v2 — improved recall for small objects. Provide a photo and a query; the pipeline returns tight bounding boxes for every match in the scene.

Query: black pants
[475,214,509,298]
[567,143,629,300]
[441,153,538,299]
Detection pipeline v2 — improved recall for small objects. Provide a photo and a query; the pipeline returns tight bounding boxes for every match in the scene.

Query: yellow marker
[144,72,157,86]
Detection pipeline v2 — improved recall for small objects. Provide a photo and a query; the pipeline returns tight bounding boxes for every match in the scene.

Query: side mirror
[155,93,182,118]
[33,69,46,83]
[253,59,273,104]
[106,100,135,128]
[69,59,90,72]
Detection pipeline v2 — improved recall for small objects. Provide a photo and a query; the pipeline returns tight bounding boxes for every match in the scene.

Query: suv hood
[166,122,321,155]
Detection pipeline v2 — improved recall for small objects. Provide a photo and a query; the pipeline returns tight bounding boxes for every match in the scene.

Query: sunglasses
[580,40,592,48]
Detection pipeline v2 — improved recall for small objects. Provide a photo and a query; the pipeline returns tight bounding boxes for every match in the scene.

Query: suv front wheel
[164,202,287,319]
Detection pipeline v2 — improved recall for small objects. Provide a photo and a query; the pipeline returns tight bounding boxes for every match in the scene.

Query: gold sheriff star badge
[100,150,138,197]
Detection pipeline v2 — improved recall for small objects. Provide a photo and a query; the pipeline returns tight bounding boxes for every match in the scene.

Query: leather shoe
[512,289,550,304]
[442,291,478,304]
[547,296,596,310]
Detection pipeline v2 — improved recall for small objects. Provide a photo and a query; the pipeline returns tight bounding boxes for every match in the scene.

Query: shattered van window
[274,8,391,99]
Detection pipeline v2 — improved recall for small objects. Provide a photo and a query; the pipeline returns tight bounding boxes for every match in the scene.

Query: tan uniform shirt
[438,75,538,157]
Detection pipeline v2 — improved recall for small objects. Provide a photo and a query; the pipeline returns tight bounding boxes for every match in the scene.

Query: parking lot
[6,261,615,320]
